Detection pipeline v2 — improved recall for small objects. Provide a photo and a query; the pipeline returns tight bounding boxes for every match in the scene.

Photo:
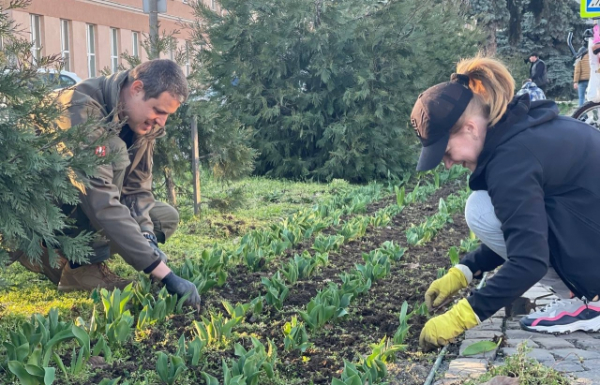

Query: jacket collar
[102,70,130,125]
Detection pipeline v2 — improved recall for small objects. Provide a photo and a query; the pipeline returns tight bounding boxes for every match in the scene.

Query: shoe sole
[520,317,600,334]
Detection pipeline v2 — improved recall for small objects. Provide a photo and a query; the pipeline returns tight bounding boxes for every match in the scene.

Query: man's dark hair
[530,52,539,58]
[130,59,189,103]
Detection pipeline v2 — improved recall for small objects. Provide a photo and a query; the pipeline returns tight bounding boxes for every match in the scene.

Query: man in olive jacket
[15,59,200,309]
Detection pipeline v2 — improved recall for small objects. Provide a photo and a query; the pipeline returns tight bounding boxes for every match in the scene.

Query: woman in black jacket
[413,56,600,350]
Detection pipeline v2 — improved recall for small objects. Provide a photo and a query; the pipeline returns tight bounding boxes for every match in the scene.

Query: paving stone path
[434,283,600,384]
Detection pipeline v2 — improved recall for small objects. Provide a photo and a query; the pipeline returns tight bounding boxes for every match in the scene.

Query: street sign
[143,0,167,14]
[582,0,600,18]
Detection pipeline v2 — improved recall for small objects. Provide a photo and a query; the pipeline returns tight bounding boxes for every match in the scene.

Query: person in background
[574,50,591,107]
[528,53,548,92]
[516,80,546,102]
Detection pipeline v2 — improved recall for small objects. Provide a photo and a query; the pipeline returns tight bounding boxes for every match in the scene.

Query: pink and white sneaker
[519,298,600,334]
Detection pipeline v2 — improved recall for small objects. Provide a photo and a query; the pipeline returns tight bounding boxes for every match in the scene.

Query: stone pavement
[434,283,600,384]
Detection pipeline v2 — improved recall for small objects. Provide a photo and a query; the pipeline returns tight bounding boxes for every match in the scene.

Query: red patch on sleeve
[95,146,106,157]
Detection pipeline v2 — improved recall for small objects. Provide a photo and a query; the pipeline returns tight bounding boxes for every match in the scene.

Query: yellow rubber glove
[419,298,479,351]
[424,266,469,310]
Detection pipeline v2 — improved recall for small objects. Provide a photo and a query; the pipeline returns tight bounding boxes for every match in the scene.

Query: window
[59,74,77,88]
[211,0,216,10]
[1,36,17,66]
[60,20,71,71]
[110,28,119,73]
[132,31,139,58]
[185,41,191,76]
[30,14,42,63]
[86,24,96,77]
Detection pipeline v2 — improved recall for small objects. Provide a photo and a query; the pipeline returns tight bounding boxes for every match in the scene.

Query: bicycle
[571,100,600,130]
[568,28,600,129]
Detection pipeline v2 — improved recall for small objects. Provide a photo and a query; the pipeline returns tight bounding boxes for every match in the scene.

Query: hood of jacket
[469,94,559,190]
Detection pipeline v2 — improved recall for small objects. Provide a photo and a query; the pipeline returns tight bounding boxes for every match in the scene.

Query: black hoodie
[461,95,600,320]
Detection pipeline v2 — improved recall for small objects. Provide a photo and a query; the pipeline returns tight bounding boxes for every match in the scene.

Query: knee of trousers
[151,203,179,243]
[465,190,499,237]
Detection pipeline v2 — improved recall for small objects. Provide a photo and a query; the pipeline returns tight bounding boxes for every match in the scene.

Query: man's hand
[161,272,201,311]
[419,299,479,351]
[574,83,579,90]
[425,266,470,310]
[143,232,167,263]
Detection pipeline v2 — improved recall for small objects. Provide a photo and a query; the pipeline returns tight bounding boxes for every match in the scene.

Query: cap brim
[416,133,449,171]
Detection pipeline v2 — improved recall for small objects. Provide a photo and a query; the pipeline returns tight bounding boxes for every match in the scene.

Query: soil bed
[198,181,469,384]
[75,180,470,384]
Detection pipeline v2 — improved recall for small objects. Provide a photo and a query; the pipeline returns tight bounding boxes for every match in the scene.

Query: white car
[37,68,82,90]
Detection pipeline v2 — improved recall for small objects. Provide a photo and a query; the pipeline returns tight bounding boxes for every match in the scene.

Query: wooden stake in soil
[191,115,201,216]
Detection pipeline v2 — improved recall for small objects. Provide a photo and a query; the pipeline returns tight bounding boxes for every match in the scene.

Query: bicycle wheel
[571,101,600,130]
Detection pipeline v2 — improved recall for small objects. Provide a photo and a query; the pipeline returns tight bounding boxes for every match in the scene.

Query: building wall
[7,0,205,79]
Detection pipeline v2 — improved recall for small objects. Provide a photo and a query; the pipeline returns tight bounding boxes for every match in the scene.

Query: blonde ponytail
[454,56,515,128]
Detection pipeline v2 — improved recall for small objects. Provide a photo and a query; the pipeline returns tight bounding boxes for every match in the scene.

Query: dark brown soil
[80,180,470,385]
[198,181,469,384]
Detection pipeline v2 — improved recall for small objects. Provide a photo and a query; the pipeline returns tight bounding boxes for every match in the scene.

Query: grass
[0,175,359,342]
[556,100,578,116]
[168,174,354,254]
[463,343,571,385]
[0,264,94,342]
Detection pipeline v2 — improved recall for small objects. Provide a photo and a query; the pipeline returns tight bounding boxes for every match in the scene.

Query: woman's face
[442,117,488,172]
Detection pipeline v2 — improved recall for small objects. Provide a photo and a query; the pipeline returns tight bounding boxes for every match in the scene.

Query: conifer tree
[0,0,111,266]
[191,0,482,182]
[467,0,588,99]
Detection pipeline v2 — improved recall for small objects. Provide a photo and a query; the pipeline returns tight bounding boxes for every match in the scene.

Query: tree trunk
[164,167,177,207]
[484,25,498,56]
[507,0,522,46]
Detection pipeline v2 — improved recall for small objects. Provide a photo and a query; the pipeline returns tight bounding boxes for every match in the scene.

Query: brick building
[5,0,210,80]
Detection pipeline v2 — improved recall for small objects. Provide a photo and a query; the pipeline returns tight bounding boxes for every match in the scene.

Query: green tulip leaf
[461,340,499,356]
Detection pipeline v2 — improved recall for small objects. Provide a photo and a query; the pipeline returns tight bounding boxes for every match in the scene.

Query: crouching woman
[411,56,600,350]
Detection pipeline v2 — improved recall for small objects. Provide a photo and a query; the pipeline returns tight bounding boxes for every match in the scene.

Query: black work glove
[143,232,168,264]
[161,272,201,311]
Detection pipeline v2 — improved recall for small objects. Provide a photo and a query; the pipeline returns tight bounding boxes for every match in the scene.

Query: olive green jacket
[54,71,163,272]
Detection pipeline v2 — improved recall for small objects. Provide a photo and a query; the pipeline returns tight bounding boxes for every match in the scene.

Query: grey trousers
[65,201,179,265]
[465,191,571,299]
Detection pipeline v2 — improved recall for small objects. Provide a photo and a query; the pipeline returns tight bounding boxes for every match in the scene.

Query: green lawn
[0,175,355,340]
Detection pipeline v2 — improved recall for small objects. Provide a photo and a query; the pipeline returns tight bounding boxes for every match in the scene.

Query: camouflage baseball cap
[410,73,473,171]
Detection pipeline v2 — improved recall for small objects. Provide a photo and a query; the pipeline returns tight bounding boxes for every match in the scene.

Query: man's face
[529,55,538,63]
[122,80,181,136]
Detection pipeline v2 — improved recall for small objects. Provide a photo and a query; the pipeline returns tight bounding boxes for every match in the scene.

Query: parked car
[188,87,220,102]
[37,68,82,90]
